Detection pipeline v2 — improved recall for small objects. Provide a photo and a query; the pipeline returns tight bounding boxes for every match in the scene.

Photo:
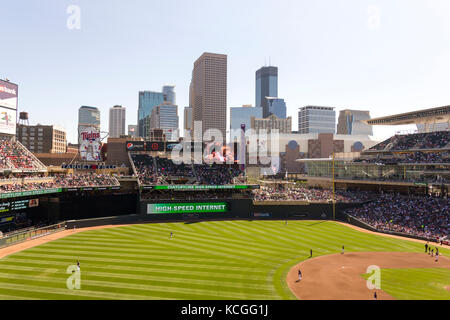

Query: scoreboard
[0,199,39,215]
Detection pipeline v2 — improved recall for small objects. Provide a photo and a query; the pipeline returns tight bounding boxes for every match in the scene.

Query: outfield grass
[363,268,450,300]
[0,220,448,300]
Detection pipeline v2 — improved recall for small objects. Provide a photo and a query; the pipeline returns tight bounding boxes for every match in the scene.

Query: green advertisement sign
[144,185,256,191]
[0,188,62,199]
[147,202,228,214]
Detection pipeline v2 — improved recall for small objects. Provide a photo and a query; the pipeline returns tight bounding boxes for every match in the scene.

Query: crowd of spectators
[194,164,243,185]
[131,154,245,185]
[0,138,41,170]
[252,186,376,203]
[370,131,450,151]
[346,193,449,240]
[354,151,450,164]
[0,173,119,194]
[52,173,119,187]
[131,154,158,184]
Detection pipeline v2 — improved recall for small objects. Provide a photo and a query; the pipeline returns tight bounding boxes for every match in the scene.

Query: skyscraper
[266,97,286,119]
[150,103,179,141]
[137,91,164,137]
[109,105,126,138]
[255,66,278,118]
[162,85,176,105]
[191,52,227,141]
[298,106,336,134]
[184,106,192,135]
[337,109,373,135]
[78,106,100,128]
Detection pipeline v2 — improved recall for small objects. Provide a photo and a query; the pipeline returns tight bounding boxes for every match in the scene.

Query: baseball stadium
[0,101,449,300]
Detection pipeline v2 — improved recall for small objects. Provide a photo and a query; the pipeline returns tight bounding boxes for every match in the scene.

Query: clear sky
[1,0,450,143]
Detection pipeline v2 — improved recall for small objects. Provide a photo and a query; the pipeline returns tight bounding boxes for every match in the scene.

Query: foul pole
[332,152,336,220]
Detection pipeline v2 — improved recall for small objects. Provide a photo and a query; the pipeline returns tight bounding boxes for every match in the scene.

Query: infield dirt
[287,251,450,300]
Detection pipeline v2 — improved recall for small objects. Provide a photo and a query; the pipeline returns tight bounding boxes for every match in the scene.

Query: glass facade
[255,66,278,117]
[78,106,100,126]
[138,91,164,137]
[305,160,449,184]
[267,98,286,119]
[298,106,336,134]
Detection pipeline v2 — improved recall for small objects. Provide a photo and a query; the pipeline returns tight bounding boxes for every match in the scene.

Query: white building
[109,105,126,138]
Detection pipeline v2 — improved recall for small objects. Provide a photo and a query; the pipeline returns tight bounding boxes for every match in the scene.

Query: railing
[0,222,66,249]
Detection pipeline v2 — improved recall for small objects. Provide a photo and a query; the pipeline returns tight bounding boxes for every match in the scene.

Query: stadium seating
[346,194,449,239]
[369,131,450,151]
[0,138,46,171]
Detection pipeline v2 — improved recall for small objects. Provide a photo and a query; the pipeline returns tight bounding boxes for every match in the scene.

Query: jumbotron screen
[0,80,18,135]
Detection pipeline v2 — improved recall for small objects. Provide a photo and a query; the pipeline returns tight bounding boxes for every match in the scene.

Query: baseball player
[76,260,80,272]
[425,242,428,253]
[169,232,173,239]
[298,269,302,281]
[341,245,345,255]
[374,292,377,300]
[310,249,313,258]
[435,248,439,262]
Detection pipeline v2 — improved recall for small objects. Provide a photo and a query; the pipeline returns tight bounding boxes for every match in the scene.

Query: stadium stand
[0,138,46,171]
[130,153,245,185]
[346,194,449,240]
[369,131,450,151]
[252,186,376,203]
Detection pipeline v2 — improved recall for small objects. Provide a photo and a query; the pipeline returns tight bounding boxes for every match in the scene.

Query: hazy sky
[2,0,450,143]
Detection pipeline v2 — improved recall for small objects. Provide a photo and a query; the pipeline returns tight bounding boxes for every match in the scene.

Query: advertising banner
[0,80,18,135]
[0,188,62,199]
[126,141,145,151]
[146,141,165,152]
[147,202,228,214]
[79,126,102,161]
[143,185,258,191]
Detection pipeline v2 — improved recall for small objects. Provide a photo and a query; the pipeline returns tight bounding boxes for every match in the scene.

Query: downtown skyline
[2,0,450,143]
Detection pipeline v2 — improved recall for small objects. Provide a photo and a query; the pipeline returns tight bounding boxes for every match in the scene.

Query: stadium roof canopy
[365,105,450,126]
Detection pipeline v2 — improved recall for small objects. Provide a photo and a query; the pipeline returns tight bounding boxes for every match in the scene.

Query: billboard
[79,126,102,161]
[0,80,18,135]
[143,185,258,191]
[147,202,228,214]
[126,141,145,151]
[146,141,165,152]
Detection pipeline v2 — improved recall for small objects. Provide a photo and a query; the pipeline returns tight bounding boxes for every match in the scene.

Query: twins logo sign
[79,126,102,161]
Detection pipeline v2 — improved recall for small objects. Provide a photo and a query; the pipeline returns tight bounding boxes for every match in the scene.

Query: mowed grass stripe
[0,268,271,291]
[9,252,264,272]
[0,263,268,282]
[26,247,257,266]
[0,272,272,298]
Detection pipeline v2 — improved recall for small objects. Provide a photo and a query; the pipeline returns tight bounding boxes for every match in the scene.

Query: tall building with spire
[255,66,278,118]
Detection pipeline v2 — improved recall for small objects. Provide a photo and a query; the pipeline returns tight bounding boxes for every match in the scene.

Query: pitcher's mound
[287,252,450,300]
